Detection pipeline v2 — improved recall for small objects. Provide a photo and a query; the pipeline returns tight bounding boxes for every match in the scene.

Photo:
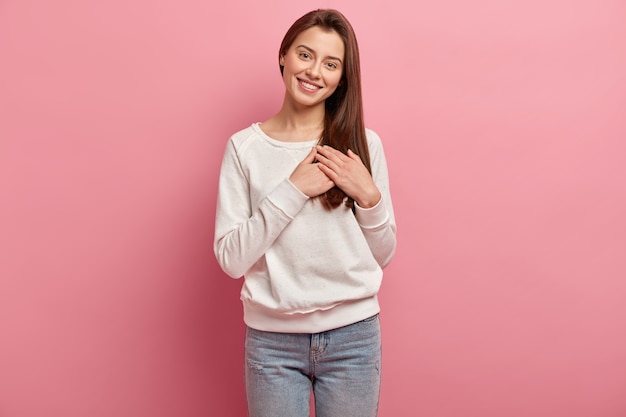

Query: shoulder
[365,128,383,149]
[225,124,269,158]
[229,124,261,148]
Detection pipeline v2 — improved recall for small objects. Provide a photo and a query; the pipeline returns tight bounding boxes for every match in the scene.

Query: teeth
[300,80,319,90]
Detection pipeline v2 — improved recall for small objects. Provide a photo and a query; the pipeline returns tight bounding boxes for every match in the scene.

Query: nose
[306,61,322,78]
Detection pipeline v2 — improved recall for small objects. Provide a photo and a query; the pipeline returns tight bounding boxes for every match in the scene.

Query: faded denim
[244,314,381,417]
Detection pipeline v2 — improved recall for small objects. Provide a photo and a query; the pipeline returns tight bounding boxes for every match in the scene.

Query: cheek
[330,73,343,87]
[281,57,297,74]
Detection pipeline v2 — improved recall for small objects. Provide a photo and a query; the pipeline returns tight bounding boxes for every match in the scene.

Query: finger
[319,148,350,168]
[316,162,338,181]
[347,149,362,162]
[316,145,342,160]
[314,152,339,172]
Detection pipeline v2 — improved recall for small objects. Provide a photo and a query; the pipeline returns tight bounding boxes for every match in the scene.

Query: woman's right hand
[289,147,335,197]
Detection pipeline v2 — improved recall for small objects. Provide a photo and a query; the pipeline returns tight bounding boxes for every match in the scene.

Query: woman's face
[280,26,345,110]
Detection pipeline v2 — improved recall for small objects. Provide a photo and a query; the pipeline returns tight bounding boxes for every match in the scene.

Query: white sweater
[214,123,396,333]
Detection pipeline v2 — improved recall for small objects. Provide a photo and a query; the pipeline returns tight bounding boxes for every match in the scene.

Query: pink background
[1,0,625,416]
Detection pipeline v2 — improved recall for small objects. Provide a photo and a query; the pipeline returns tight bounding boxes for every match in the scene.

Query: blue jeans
[244,314,381,417]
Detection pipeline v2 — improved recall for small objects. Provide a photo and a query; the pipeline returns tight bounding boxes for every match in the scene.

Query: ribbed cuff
[267,178,309,219]
[355,198,389,228]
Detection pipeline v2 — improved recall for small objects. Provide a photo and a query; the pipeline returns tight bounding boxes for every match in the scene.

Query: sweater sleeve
[354,130,397,268]
[213,139,309,278]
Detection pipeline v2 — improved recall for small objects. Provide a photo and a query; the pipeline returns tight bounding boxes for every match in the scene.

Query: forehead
[291,26,345,60]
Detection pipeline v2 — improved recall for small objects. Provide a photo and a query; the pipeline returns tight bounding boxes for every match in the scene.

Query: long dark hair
[279,9,371,209]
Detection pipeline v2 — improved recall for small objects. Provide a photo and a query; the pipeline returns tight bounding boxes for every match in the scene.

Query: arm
[315,131,397,267]
[355,131,397,267]
[214,141,334,278]
[213,140,309,278]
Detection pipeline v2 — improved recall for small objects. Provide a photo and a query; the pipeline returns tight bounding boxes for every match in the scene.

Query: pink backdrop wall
[1,0,625,416]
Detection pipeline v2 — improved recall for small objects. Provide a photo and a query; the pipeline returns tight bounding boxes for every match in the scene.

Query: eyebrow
[296,44,343,64]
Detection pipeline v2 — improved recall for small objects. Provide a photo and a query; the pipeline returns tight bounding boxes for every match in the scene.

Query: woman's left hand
[315,145,381,208]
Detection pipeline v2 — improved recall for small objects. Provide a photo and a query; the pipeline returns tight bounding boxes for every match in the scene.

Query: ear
[279,55,285,66]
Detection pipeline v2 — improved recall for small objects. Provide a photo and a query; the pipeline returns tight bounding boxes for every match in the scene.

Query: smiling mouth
[298,79,321,91]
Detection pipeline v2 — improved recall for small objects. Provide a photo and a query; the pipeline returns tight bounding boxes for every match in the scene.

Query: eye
[325,62,338,69]
[299,52,311,60]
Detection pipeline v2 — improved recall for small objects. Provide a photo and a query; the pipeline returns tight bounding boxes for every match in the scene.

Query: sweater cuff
[355,197,389,228]
[267,179,309,218]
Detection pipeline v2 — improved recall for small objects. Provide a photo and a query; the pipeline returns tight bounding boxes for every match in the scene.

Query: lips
[298,78,322,91]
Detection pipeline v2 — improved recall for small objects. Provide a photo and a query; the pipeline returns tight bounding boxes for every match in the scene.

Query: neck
[259,93,328,142]
[276,94,325,131]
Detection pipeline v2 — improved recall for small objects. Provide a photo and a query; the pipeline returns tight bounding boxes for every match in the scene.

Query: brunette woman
[214,9,396,417]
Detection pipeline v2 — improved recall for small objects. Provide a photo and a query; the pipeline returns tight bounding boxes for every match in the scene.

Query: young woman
[214,9,397,417]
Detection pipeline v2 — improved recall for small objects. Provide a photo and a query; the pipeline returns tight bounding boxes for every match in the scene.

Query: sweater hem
[243,296,380,333]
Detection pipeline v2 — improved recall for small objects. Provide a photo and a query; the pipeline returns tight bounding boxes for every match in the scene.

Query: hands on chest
[289,145,381,208]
